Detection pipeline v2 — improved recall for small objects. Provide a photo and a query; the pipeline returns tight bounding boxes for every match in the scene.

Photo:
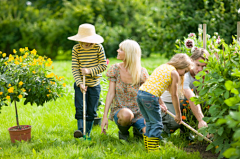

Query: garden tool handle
[166,110,212,143]
[83,75,86,136]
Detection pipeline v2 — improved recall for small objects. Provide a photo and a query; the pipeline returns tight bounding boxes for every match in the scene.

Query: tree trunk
[14,101,20,128]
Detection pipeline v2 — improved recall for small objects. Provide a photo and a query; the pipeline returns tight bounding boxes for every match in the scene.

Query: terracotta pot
[8,125,31,143]
[93,117,102,126]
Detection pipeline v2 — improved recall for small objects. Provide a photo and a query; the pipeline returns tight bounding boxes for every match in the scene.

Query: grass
[0,54,202,159]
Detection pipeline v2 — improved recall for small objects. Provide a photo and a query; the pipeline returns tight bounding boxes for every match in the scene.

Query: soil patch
[183,143,219,159]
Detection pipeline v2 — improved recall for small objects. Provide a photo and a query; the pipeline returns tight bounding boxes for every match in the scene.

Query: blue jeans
[74,82,101,121]
[137,90,163,139]
[113,109,145,134]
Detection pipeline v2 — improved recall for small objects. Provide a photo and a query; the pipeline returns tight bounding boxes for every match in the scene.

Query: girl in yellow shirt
[137,53,192,152]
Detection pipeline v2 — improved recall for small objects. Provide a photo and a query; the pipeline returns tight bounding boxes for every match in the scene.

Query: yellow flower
[8,87,14,93]
[19,81,23,86]
[6,96,10,100]
[49,90,51,93]
[31,49,37,55]
[4,62,7,65]
[8,84,11,87]
[63,83,66,87]
[13,49,17,54]
[47,94,50,97]
[32,71,36,74]
[0,92,3,95]
[18,95,23,99]
[2,53,6,57]
[19,48,25,52]
[0,51,2,54]
[25,47,28,51]
[52,66,54,69]
[8,54,14,61]
[14,61,20,65]
[46,73,55,78]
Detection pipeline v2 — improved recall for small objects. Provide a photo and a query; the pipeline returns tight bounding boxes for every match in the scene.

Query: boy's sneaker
[74,130,83,138]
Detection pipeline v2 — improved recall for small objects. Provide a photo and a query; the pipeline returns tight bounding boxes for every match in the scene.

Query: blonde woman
[101,39,149,141]
[137,53,193,152]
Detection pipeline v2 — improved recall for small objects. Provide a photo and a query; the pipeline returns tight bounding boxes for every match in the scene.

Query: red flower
[185,39,195,49]
[182,109,187,113]
[182,116,186,120]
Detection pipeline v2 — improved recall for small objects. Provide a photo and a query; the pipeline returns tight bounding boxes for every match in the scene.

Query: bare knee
[117,108,134,126]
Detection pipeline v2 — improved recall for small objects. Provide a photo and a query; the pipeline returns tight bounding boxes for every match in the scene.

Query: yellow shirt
[139,64,176,97]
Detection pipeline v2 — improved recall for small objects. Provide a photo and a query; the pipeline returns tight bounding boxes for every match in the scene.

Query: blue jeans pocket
[139,91,158,111]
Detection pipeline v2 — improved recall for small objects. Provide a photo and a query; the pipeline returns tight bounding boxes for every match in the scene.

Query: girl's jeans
[137,90,163,139]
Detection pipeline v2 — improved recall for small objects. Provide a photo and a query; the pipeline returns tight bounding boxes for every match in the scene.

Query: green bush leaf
[223,148,237,158]
[206,143,214,151]
[225,80,234,90]
[233,129,240,139]
[225,97,240,106]
[217,127,224,136]
[216,118,227,125]
[224,91,230,99]
[231,88,239,95]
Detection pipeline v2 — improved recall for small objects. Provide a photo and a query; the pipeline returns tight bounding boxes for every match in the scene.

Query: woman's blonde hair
[120,39,141,85]
[167,53,193,96]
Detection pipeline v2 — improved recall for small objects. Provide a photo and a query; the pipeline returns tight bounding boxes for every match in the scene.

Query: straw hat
[68,23,104,43]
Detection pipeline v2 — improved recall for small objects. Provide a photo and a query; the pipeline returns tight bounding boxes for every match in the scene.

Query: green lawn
[0,54,202,159]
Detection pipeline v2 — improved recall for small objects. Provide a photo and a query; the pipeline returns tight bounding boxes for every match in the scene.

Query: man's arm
[184,89,207,129]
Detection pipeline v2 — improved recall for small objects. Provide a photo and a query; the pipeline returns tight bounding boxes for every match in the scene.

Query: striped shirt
[72,43,107,87]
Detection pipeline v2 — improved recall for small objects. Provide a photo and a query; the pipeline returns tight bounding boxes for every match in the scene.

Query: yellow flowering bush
[0,48,65,111]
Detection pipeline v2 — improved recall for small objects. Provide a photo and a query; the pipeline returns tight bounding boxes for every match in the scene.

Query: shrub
[0,48,65,111]
[191,37,240,158]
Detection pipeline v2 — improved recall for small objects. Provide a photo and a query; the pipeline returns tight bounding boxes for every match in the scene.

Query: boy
[68,23,107,138]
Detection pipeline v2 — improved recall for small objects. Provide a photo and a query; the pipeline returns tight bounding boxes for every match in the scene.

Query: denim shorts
[113,109,145,133]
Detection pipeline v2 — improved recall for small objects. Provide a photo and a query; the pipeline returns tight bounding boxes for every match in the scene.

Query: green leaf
[231,88,239,95]
[32,148,36,156]
[225,80,234,90]
[216,118,227,125]
[224,91,229,99]
[193,81,200,86]
[229,111,240,121]
[206,143,214,151]
[233,129,240,139]
[199,87,209,96]
[214,88,225,97]
[217,127,224,136]
[223,148,237,158]
[225,97,240,106]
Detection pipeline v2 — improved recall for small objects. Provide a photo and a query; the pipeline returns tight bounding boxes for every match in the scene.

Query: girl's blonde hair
[120,39,141,85]
[167,53,193,96]
[167,53,192,70]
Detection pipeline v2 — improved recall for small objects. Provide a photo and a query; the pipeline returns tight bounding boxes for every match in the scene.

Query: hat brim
[68,34,104,43]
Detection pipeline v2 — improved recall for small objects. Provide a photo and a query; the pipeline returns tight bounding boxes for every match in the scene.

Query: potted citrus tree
[0,48,65,143]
